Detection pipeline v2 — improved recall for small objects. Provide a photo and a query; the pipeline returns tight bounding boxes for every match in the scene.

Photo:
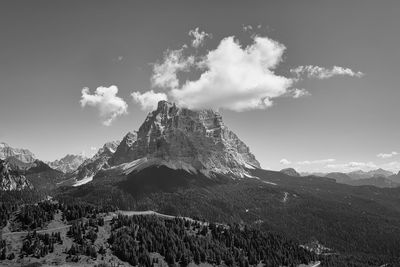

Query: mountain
[325,172,352,184]
[0,147,65,192]
[348,168,394,180]
[59,141,120,187]
[53,101,400,262]
[0,159,33,191]
[0,142,35,163]
[325,171,398,187]
[109,100,260,178]
[280,168,300,177]
[300,172,327,177]
[346,176,399,188]
[47,154,87,173]
[388,171,400,183]
[24,160,65,191]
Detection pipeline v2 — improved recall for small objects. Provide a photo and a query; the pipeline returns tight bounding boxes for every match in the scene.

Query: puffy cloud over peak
[131,90,168,110]
[135,29,364,113]
[80,85,128,126]
[151,48,195,89]
[149,35,293,111]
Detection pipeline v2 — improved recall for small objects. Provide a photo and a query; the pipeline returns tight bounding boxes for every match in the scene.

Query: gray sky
[1,0,399,172]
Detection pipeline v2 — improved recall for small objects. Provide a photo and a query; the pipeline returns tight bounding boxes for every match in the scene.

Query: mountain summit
[0,142,36,163]
[48,154,87,173]
[109,101,260,178]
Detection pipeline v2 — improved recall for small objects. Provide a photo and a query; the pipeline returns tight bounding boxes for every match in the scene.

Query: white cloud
[80,85,128,126]
[280,158,291,165]
[188,27,211,48]
[243,25,253,32]
[380,161,400,173]
[131,90,168,110]
[377,151,398,159]
[297,159,335,165]
[291,65,364,80]
[326,161,377,171]
[151,48,195,89]
[90,147,97,151]
[288,88,310,98]
[138,30,363,113]
[170,36,293,111]
[324,160,400,173]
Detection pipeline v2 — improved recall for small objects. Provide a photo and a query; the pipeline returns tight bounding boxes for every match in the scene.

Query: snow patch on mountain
[72,175,94,187]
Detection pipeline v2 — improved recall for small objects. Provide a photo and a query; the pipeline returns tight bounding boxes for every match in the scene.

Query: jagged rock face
[70,141,120,181]
[109,132,137,166]
[0,142,35,163]
[110,101,260,177]
[280,168,300,177]
[48,154,87,173]
[0,159,33,191]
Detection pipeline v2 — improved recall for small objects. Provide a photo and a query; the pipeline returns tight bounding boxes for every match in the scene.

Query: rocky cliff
[0,142,36,163]
[0,159,33,191]
[109,101,260,177]
[64,141,120,186]
[48,154,87,173]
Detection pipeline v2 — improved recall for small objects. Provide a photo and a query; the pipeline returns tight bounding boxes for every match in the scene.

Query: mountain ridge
[108,100,260,178]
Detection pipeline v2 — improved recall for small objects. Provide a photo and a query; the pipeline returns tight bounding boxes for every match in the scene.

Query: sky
[1,0,399,173]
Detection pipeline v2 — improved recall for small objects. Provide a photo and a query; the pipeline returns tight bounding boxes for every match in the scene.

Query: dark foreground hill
[57,165,400,265]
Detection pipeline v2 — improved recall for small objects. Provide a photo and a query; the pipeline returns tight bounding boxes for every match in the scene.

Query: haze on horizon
[1,0,399,173]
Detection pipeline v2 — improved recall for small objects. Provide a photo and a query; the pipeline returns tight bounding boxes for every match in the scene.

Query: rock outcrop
[110,101,260,177]
[0,159,33,191]
[280,168,300,177]
[65,141,120,186]
[48,154,87,173]
[0,142,35,163]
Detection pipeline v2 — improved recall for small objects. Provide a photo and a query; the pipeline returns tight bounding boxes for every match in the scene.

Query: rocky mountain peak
[48,154,87,173]
[110,100,260,177]
[0,142,36,163]
[0,159,33,191]
[109,132,137,166]
[61,140,120,186]
[280,168,301,177]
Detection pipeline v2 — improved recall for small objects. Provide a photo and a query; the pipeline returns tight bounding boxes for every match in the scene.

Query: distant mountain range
[0,142,35,163]
[59,141,120,187]
[47,154,87,173]
[298,168,399,188]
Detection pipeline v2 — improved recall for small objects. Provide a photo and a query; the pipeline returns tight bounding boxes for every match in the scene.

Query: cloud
[326,161,377,171]
[287,88,310,98]
[188,27,211,48]
[297,159,335,165]
[170,36,293,111]
[138,30,363,113]
[291,65,364,80]
[380,161,400,172]
[151,48,195,89]
[377,151,398,159]
[90,147,97,151]
[131,90,168,110]
[243,25,253,32]
[80,85,128,126]
[280,158,291,165]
